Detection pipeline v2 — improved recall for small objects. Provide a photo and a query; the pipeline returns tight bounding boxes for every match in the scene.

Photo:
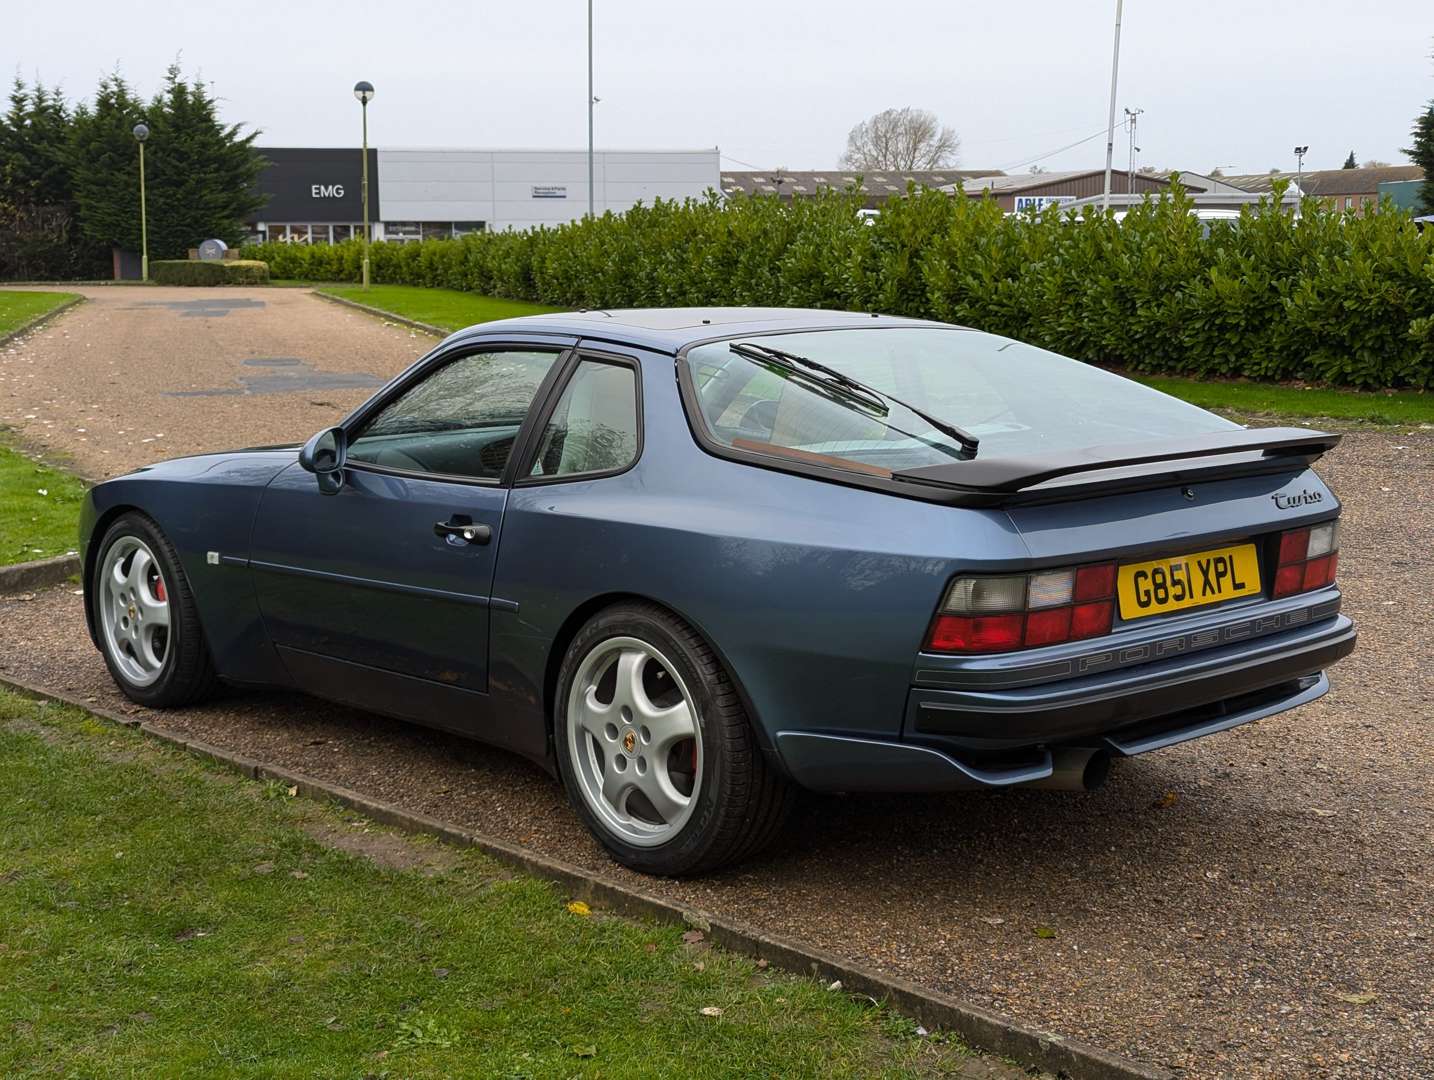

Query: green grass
[316,284,560,331]
[0,688,991,1079]
[1133,374,1434,426]
[0,293,87,565]
[0,290,79,337]
[0,437,87,565]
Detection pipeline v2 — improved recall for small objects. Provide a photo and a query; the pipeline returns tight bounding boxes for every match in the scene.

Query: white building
[248,146,721,243]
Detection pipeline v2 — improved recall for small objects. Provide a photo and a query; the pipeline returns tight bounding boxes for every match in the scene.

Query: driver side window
[347,348,562,480]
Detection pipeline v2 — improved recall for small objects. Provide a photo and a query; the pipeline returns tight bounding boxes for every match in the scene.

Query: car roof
[445,307,956,354]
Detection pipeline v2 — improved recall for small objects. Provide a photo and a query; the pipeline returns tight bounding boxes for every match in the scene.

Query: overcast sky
[7,1,1432,176]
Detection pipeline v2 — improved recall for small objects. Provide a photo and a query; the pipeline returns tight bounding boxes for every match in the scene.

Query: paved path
[0,286,432,478]
[0,290,1429,1076]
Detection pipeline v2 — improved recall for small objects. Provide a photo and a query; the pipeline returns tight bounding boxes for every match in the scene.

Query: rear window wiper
[728,341,980,456]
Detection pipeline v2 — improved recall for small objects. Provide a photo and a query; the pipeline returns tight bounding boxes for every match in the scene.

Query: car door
[485,346,646,730]
[249,338,574,736]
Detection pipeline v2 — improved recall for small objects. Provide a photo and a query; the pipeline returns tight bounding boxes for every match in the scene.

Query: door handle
[434,518,491,545]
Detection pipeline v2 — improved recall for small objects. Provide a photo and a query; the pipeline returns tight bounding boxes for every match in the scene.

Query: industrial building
[950,169,1251,212]
[248,146,721,242]
[719,167,1251,213]
[1221,165,1424,214]
[718,169,1001,207]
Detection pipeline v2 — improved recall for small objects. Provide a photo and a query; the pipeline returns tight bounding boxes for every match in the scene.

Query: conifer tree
[70,66,264,258]
[141,65,265,256]
[1407,100,1434,214]
[69,73,147,252]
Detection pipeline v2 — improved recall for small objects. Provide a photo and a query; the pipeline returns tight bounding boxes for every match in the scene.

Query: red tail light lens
[1277,528,1309,567]
[1302,554,1334,591]
[1024,606,1072,647]
[1074,564,1116,602]
[928,613,1024,653]
[927,562,1116,654]
[1273,522,1340,598]
[1071,600,1114,639]
[1274,563,1303,596]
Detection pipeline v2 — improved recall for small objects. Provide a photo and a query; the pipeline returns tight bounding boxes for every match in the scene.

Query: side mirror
[298,427,347,495]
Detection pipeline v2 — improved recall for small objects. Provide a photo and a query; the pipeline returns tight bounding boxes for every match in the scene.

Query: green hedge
[150,259,269,286]
[243,184,1434,388]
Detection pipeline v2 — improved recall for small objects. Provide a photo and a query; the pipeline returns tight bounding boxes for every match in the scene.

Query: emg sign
[254,148,376,223]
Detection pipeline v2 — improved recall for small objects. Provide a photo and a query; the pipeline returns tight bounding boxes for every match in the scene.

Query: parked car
[80,308,1355,875]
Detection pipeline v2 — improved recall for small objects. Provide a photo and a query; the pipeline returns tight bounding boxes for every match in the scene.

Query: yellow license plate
[1117,543,1262,620]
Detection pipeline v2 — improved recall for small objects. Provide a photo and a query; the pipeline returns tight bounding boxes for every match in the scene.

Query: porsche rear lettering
[1073,602,1337,675]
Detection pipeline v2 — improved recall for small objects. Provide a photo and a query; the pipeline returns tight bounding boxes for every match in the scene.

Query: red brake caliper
[154,577,167,602]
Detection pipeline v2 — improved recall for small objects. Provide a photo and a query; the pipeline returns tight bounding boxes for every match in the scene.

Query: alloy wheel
[99,536,171,687]
[566,636,702,847]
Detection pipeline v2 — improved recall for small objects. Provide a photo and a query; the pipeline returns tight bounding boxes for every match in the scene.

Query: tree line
[0,66,265,280]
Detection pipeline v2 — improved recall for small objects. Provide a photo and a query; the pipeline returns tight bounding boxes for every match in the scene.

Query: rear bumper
[906,612,1355,750]
[775,611,1355,793]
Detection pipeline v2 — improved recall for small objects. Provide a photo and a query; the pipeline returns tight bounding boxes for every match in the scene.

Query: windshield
[685,327,1236,474]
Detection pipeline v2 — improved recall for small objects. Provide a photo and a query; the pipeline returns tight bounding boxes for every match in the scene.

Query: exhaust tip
[1025,747,1112,791]
[1081,749,1111,791]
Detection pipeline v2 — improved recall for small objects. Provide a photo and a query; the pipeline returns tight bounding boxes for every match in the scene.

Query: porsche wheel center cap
[622,729,637,754]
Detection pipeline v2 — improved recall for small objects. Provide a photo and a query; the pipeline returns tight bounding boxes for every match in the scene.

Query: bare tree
[841,107,960,171]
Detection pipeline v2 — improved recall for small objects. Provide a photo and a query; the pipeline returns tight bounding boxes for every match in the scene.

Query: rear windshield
[684,327,1236,474]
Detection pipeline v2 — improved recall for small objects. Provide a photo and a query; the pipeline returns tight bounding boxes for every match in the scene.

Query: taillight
[926,562,1117,654]
[1273,522,1339,598]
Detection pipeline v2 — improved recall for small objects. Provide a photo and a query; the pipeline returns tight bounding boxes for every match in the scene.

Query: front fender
[80,450,300,686]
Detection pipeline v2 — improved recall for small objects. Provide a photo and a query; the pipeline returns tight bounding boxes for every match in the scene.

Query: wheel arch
[82,502,146,647]
[541,591,776,761]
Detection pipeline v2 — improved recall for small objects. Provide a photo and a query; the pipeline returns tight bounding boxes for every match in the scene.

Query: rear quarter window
[684,327,1234,475]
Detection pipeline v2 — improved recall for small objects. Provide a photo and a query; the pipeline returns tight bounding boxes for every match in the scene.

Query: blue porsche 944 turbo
[80,308,1355,875]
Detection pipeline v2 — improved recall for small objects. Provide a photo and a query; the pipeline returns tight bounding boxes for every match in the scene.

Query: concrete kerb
[309,290,448,338]
[0,294,85,350]
[0,669,1172,1080]
[0,554,82,593]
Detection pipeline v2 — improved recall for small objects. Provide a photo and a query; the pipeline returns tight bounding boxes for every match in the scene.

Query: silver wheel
[566,636,702,848]
[98,536,171,688]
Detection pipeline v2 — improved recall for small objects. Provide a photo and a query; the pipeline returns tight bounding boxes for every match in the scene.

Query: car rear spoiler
[894,427,1341,500]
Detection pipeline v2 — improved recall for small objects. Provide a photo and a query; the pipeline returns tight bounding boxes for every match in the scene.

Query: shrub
[240,185,1434,388]
[150,259,269,286]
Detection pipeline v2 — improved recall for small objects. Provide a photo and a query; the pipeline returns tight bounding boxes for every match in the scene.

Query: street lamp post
[587,0,595,220]
[354,81,375,290]
[1124,106,1143,183]
[1294,145,1309,218]
[133,123,150,282]
[1100,0,1125,211]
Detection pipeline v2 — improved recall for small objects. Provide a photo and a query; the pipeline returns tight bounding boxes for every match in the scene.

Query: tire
[554,602,793,876]
[90,511,219,708]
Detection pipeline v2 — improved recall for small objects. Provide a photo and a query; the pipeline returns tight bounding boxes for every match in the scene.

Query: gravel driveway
[1,293,1430,1077]
[0,286,429,478]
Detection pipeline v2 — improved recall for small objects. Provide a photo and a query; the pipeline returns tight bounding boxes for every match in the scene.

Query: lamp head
[353,81,375,105]
[132,122,149,143]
